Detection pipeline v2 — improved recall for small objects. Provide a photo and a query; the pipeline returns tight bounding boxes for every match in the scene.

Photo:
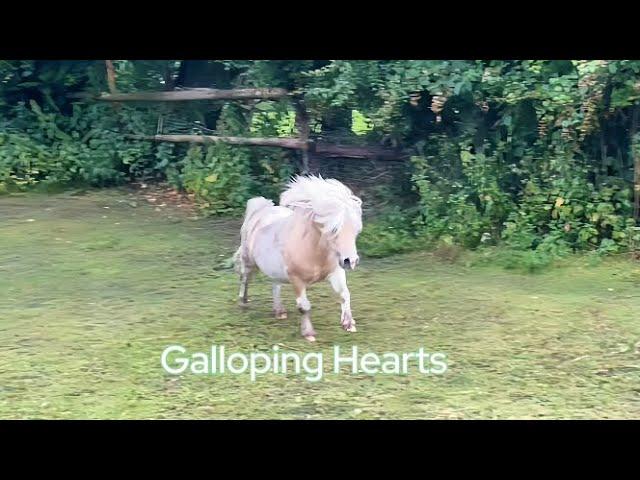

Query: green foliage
[249,147,296,199]
[358,222,419,258]
[169,100,296,215]
[174,143,295,216]
[358,207,427,258]
[249,101,297,137]
[2,59,640,263]
[502,175,632,252]
[489,248,557,274]
[351,110,374,135]
[178,143,253,214]
[0,99,166,190]
[410,138,514,249]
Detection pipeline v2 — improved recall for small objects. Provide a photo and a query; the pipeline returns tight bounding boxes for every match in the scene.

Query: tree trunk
[163,61,176,91]
[105,60,117,93]
[632,105,640,223]
[293,100,311,173]
[104,60,121,113]
[635,155,640,223]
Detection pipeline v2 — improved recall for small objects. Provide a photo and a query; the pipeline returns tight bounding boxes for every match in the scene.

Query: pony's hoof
[341,315,356,332]
[274,310,288,320]
[238,300,250,308]
[304,335,316,342]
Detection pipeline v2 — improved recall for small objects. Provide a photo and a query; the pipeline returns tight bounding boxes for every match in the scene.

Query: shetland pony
[234,175,363,341]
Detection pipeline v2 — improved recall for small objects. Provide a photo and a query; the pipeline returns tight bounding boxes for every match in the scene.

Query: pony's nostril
[343,258,351,268]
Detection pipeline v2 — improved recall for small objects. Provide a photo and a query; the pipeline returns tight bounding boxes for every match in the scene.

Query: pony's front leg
[272,283,288,319]
[291,277,316,342]
[328,268,356,333]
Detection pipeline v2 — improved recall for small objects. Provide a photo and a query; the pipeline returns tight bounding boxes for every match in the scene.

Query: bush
[0,102,161,190]
[502,174,633,253]
[177,143,253,215]
[2,60,639,267]
[358,207,428,258]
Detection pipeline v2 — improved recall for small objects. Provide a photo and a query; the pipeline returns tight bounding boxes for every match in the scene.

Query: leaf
[54,129,72,142]
[205,174,218,183]
[254,102,273,111]
[29,100,44,116]
[555,197,565,208]
[460,151,474,164]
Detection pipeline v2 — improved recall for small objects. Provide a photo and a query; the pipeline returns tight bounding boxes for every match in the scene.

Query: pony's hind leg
[291,277,316,342]
[237,253,253,307]
[238,273,250,306]
[272,283,288,319]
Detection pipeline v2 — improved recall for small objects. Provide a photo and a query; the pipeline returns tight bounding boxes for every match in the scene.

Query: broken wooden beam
[125,134,306,149]
[70,88,290,102]
[314,143,407,160]
[126,134,407,160]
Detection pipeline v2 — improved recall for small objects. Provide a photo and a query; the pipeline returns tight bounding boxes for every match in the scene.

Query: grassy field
[1,187,640,419]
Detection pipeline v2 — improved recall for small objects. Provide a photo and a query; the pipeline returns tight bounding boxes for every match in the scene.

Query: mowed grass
[1,188,640,419]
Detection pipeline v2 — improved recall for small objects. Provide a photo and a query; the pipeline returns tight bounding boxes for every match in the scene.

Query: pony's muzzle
[341,256,359,270]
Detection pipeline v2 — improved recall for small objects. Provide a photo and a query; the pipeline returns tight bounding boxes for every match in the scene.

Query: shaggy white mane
[280,175,362,235]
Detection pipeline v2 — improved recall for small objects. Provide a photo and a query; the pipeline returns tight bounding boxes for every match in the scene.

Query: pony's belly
[254,251,289,282]
[251,221,290,282]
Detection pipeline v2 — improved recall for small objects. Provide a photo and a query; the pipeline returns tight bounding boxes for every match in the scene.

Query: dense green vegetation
[2,60,640,262]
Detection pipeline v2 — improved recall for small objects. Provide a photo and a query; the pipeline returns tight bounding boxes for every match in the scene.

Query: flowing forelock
[280,175,362,235]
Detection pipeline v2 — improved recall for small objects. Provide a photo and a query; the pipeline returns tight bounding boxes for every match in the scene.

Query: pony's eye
[331,227,338,234]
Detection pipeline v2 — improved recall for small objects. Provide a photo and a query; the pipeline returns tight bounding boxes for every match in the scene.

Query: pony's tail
[243,197,274,227]
[235,197,274,273]
[232,246,243,274]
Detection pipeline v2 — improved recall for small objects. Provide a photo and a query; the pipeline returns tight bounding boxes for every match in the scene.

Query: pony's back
[243,197,274,227]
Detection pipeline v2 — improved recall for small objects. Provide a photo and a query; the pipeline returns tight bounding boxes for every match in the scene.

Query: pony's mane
[279,175,362,235]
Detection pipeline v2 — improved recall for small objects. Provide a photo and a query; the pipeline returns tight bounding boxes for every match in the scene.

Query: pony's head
[280,175,363,269]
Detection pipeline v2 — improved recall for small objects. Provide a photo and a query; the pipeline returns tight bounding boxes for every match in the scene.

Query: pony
[233,175,363,342]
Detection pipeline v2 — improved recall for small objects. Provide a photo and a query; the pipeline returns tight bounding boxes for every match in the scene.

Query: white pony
[234,175,363,341]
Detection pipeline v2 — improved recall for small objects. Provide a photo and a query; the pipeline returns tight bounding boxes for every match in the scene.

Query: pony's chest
[284,249,337,284]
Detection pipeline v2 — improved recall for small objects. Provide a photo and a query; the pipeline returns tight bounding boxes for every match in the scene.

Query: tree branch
[125,134,306,149]
[70,88,290,102]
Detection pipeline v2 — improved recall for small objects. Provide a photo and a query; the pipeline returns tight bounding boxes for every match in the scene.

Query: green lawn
[1,188,639,419]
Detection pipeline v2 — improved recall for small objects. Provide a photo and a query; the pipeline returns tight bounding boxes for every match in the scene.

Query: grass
[1,188,640,419]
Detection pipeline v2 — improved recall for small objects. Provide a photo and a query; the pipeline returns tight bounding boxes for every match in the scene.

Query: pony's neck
[292,209,335,260]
